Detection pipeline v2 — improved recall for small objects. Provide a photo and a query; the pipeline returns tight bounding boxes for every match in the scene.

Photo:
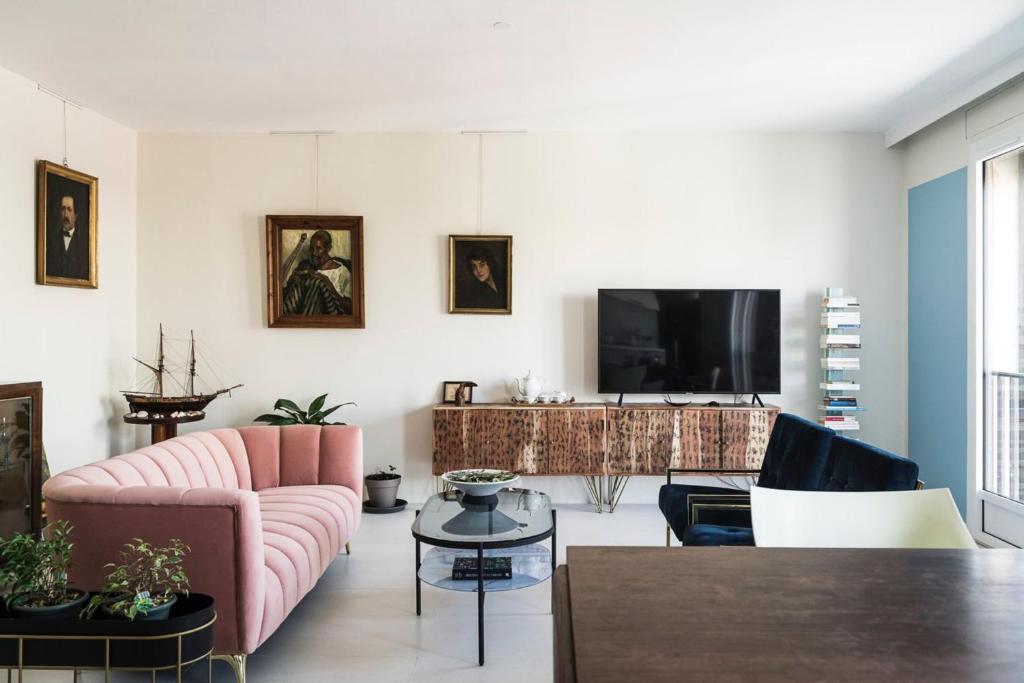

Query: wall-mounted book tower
[819,287,861,432]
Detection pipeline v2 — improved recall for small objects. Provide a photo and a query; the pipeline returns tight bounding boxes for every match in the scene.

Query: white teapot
[514,370,543,402]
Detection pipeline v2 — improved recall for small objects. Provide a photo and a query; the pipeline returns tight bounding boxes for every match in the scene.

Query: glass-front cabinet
[0,383,42,538]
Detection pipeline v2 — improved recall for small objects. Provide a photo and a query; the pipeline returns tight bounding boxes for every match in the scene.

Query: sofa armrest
[43,484,265,655]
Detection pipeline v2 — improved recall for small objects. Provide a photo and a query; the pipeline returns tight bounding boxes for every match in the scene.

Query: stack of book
[820,333,861,349]
[823,395,859,408]
[822,414,860,431]
[452,556,512,581]
[819,380,860,391]
[823,295,860,308]
[821,357,861,370]
[820,310,861,329]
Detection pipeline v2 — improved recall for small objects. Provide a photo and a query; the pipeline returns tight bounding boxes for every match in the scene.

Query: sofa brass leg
[345,541,351,555]
[666,525,671,547]
[212,653,247,683]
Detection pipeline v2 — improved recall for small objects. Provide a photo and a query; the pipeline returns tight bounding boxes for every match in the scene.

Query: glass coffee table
[411,488,556,665]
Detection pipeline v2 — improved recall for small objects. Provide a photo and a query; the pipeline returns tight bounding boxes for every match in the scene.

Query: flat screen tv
[598,289,780,396]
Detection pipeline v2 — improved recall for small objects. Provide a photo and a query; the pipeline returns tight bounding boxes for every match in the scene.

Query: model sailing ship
[123,324,242,419]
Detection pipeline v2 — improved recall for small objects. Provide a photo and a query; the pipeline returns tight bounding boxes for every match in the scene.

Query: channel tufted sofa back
[45,425,363,495]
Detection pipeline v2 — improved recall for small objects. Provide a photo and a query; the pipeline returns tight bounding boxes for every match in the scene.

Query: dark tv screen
[598,289,781,395]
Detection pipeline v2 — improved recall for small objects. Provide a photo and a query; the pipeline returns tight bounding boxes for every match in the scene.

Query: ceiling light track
[269,131,336,136]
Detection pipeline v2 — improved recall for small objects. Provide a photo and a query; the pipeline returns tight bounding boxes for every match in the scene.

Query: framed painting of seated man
[266,215,365,328]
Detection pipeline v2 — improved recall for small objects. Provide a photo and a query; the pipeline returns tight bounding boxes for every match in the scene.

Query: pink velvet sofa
[41,424,362,682]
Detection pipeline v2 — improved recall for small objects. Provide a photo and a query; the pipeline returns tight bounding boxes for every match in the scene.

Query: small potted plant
[83,538,190,621]
[0,520,88,619]
[365,465,402,509]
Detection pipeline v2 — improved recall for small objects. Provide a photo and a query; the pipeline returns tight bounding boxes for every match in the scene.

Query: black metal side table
[411,488,556,665]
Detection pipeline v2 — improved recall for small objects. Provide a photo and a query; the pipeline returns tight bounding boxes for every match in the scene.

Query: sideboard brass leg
[606,476,629,513]
[345,541,351,555]
[212,654,247,683]
[152,669,157,683]
[582,476,603,513]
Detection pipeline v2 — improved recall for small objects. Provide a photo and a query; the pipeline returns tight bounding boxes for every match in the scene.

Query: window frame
[969,120,1024,547]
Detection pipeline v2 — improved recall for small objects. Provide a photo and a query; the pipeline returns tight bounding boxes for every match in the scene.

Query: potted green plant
[82,538,190,621]
[254,394,355,425]
[0,520,88,619]
[365,465,402,508]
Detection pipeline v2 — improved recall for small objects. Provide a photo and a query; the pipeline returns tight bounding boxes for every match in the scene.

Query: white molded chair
[751,486,976,549]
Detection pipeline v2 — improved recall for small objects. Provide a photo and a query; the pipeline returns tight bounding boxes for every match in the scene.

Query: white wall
[137,132,906,504]
[0,66,137,474]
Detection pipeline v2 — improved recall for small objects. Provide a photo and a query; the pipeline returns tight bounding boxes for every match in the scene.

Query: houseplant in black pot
[0,519,88,619]
[365,465,403,511]
[83,538,190,621]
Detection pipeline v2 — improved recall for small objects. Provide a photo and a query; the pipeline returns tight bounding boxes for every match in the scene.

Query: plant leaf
[306,394,328,417]
[274,397,301,413]
[253,414,297,425]
[317,402,355,419]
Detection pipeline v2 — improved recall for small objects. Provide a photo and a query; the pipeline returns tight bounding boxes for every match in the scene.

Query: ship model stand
[123,325,242,444]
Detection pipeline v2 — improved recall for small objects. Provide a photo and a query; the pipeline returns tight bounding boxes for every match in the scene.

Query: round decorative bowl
[442,469,520,498]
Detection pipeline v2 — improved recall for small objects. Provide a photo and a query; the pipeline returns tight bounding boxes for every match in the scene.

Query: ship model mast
[122,324,242,416]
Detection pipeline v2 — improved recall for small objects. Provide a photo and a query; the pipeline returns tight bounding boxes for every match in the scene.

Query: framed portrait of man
[448,235,512,314]
[36,160,98,288]
[266,215,365,328]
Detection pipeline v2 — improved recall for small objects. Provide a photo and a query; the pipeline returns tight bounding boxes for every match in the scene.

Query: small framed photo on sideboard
[442,381,475,405]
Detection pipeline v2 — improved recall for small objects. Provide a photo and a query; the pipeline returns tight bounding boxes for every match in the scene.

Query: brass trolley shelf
[0,593,215,683]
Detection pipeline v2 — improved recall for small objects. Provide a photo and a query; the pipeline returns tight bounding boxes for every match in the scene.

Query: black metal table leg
[477,543,485,666]
[415,510,422,616]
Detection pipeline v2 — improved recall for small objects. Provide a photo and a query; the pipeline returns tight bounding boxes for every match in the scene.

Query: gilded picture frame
[36,160,98,288]
[266,215,365,328]
[448,234,512,314]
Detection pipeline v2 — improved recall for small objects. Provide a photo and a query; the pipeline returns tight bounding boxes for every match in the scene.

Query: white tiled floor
[18,504,666,682]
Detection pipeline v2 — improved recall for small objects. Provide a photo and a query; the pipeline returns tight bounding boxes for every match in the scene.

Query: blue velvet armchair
[659,413,920,546]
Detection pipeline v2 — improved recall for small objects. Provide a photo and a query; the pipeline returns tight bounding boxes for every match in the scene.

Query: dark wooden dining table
[554,546,1024,682]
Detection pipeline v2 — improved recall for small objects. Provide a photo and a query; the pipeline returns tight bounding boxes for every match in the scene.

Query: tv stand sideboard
[431,402,779,512]
[605,403,779,475]
[432,403,607,476]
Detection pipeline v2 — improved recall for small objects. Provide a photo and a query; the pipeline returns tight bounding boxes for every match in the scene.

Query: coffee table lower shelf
[417,545,553,592]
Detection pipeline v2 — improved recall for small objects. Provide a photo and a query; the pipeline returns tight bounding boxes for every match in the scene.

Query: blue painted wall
[908,167,968,514]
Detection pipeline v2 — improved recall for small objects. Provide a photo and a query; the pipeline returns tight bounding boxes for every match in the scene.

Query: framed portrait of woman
[448,235,512,314]
[266,215,365,328]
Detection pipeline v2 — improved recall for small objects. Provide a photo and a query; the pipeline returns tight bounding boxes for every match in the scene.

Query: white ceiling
[1,0,1023,133]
